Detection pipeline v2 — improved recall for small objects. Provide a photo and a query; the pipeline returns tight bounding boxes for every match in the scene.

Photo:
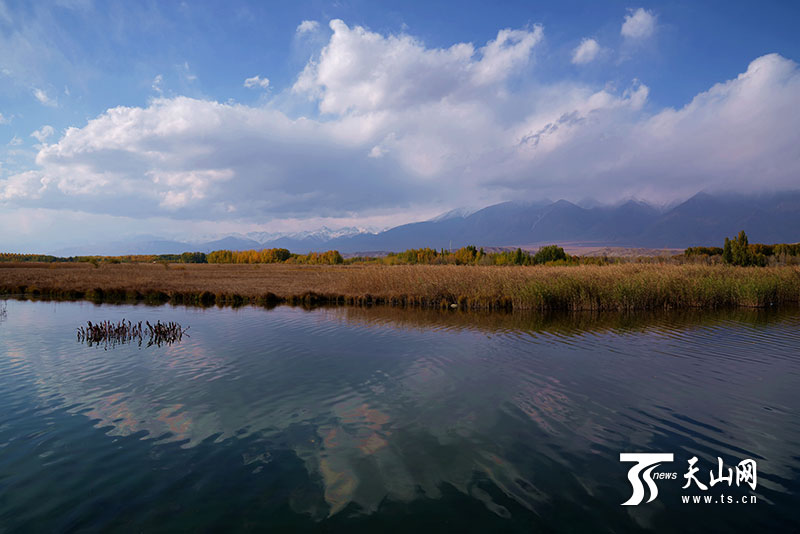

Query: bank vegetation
[2,232,798,311]
[1,262,798,311]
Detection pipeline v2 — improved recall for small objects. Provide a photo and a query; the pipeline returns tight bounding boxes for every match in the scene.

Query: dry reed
[77,319,188,348]
[1,262,798,311]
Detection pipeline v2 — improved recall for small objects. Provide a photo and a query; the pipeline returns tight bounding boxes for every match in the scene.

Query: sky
[1,0,799,252]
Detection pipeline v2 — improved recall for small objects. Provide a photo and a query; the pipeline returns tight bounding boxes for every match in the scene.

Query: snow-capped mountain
[249,226,377,243]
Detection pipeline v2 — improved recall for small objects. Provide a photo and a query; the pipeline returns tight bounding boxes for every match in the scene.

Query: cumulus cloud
[502,54,800,201]
[471,26,543,85]
[12,97,427,218]
[33,88,56,107]
[30,125,55,143]
[148,169,234,208]
[1,20,798,224]
[243,75,270,89]
[296,20,319,34]
[0,171,47,200]
[294,20,542,114]
[621,8,656,39]
[572,38,600,65]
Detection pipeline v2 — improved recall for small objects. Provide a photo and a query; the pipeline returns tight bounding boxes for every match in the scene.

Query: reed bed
[1,262,798,311]
[339,263,800,310]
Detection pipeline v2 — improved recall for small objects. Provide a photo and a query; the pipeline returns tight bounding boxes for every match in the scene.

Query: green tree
[180,252,207,263]
[731,230,752,266]
[724,231,755,266]
[533,245,567,265]
[722,237,733,264]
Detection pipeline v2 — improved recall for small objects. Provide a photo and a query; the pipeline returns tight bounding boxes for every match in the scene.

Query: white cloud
[0,112,8,124]
[8,136,23,146]
[504,54,799,201]
[152,74,163,93]
[33,88,56,107]
[182,62,197,82]
[1,19,797,226]
[368,145,386,158]
[471,26,543,85]
[572,38,600,65]
[294,20,542,114]
[621,8,656,39]
[0,171,47,200]
[30,125,54,143]
[147,169,234,209]
[243,75,270,89]
[296,20,320,34]
[16,97,430,218]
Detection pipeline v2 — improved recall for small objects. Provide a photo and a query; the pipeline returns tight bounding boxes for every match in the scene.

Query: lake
[0,299,798,532]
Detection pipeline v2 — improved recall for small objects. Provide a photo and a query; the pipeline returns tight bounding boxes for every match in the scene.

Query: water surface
[0,299,798,532]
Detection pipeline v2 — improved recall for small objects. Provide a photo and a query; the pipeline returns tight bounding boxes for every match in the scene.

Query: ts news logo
[619,453,757,506]
[619,453,675,506]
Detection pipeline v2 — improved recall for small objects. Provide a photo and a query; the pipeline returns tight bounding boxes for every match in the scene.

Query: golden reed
[1,262,798,311]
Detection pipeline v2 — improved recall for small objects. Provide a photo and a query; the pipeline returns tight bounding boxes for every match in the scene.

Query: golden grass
[1,262,799,310]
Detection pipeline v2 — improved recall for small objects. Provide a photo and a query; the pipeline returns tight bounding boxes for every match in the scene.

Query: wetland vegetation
[2,233,798,311]
[1,261,798,311]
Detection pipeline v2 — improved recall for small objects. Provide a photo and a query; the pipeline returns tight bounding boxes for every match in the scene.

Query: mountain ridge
[50,191,800,256]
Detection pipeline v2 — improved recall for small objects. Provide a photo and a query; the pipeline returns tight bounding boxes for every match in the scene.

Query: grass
[0,262,798,311]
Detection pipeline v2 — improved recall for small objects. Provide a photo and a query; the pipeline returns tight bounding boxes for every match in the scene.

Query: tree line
[0,246,572,266]
[206,249,344,265]
[0,252,183,263]
[685,231,800,266]
[353,245,570,266]
[5,234,796,267]
[197,246,570,266]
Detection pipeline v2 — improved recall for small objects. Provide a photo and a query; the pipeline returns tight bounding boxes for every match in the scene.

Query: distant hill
[51,228,374,256]
[53,238,194,257]
[52,236,261,257]
[285,191,800,253]
[51,191,800,255]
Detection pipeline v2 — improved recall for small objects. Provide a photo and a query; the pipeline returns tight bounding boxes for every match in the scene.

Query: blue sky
[1,0,799,252]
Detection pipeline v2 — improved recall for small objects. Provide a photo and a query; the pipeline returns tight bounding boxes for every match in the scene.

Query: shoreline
[1,262,799,311]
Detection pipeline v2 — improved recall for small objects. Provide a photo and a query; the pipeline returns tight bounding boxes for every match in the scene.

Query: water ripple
[0,299,798,531]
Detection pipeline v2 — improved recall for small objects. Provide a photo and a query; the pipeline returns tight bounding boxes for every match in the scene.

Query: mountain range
[52,191,800,256]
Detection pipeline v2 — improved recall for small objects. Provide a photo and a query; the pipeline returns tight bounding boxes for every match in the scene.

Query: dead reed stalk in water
[77,319,189,349]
